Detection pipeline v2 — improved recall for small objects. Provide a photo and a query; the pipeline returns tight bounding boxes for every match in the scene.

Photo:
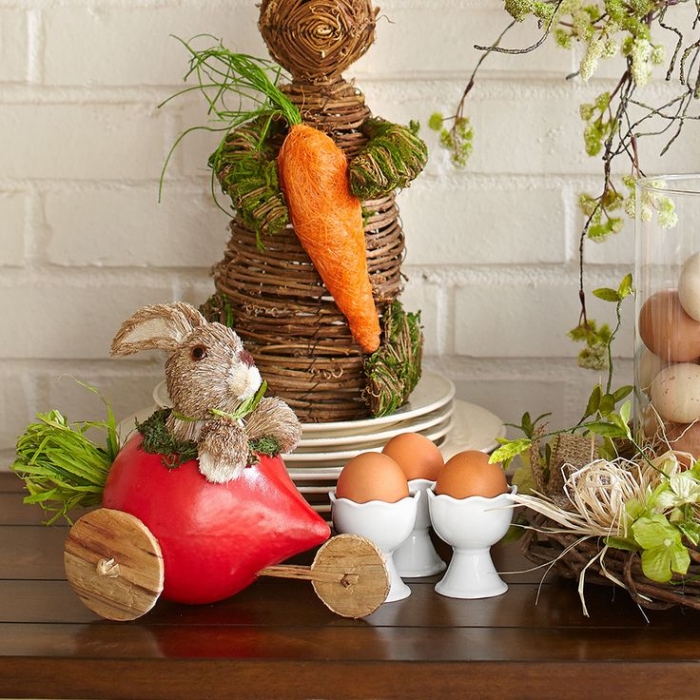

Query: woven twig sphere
[259,0,377,82]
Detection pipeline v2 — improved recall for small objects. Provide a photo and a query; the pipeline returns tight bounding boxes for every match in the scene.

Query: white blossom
[630,38,653,86]
[580,36,605,81]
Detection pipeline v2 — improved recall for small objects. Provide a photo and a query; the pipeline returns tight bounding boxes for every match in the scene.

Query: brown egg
[381,432,445,481]
[435,450,508,499]
[666,421,700,468]
[335,452,410,503]
[637,347,666,396]
[638,289,700,363]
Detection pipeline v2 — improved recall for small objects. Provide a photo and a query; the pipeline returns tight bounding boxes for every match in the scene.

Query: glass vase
[635,174,700,463]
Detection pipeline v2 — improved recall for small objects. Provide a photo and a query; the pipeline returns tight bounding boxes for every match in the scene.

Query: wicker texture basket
[521,509,700,611]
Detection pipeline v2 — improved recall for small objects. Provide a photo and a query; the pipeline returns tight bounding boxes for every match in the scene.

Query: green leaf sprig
[491,274,634,470]
[570,272,633,373]
[435,1,697,369]
[209,380,268,422]
[136,408,199,469]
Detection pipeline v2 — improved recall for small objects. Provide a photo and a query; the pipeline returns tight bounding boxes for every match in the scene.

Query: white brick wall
[2,0,684,469]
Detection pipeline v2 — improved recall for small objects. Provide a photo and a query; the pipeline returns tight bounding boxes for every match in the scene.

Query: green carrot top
[159,36,303,198]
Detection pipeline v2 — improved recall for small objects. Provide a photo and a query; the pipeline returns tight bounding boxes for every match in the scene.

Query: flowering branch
[433,0,700,370]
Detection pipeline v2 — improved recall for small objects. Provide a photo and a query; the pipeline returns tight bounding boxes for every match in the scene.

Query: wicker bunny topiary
[111,301,301,483]
[168,0,428,422]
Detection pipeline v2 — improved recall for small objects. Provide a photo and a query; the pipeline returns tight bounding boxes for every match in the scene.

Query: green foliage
[568,273,632,372]
[350,118,429,199]
[505,0,555,23]
[434,2,696,375]
[248,436,283,458]
[365,301,424,417]
[497,384,700,585]
[428,112,444,131]
[490,390,633,471]
[629,177,679,228]
[490,437,533,471]
[492,276,634,484]
[569,318,612,370]
[211,119,290,244]
[494,0,673,244]
[578,186,625,242]
[159,35,301,213]
[580,92,614,157]
[12,385,119,525]
[603,461,700,583]
[428,113,474,168]
[210,381,267,422]
[518,410,553,439]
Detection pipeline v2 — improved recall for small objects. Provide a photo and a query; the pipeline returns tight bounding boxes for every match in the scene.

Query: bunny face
[111,302,263,420]
[165,323,262,419]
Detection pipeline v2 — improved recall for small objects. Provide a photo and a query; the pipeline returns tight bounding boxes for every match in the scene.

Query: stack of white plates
[289,370,456,465]
[120,370,505,519]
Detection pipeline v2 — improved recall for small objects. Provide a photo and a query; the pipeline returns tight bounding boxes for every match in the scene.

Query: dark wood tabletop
[2,470,700,700]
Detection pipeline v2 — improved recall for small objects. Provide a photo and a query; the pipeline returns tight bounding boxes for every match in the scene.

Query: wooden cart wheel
[260,534,390,618]
[64,508,164,621]
[311,534,390,618]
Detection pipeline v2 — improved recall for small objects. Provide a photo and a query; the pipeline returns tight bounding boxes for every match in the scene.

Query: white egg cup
[394,479,446,578]
[427,486,517,599]
[329,491,419,602]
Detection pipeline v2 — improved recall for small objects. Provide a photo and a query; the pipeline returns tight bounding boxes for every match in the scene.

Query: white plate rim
[439,400,506,456]
[297,401,454,449]
[285,400,505,475]
[300,369,455,435]
[283,419,454,463]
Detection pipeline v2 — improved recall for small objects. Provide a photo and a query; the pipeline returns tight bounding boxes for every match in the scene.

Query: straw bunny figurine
[111,301,302,483]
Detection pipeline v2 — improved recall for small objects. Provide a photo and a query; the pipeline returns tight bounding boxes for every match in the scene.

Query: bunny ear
[110,302,208,356]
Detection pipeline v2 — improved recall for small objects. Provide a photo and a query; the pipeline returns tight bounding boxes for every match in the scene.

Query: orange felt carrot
[163,40,381,353]
[277,124,380,353]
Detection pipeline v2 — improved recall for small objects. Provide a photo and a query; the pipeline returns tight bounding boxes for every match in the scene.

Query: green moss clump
[365,301,423,417]
[136,409,199,469]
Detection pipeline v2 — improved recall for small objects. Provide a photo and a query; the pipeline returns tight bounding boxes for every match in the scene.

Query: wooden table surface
[2,470,700,700]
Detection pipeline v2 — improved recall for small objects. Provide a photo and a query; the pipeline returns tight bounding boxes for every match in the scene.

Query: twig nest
[259,0,377,82]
